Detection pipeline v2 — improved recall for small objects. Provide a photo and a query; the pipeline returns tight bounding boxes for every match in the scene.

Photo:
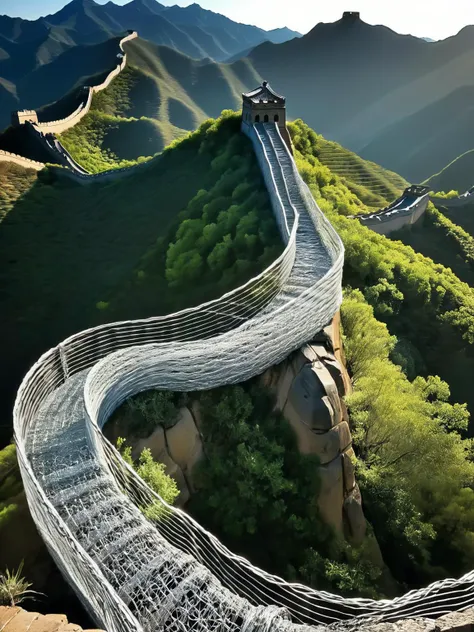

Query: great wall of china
[4,26,474,631]
[0,30,138,174]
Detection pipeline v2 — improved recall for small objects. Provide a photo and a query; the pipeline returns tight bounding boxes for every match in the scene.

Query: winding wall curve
[34,31,137,135]
[0,149,44,170]
[14,124,474,631]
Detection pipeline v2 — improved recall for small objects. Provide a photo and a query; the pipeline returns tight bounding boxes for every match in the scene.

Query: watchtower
[342,11,360,20]
[242,81,292,152]
[11,110,38,127]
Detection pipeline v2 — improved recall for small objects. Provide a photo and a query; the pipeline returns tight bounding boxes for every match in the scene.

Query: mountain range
[2,3,474,187]
[0,0,299,129]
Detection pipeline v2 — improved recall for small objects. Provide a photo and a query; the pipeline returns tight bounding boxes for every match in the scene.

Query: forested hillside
[0,113,277,444]
[3,110,474,605]
[273,119,474,593]
[57,36,262,171]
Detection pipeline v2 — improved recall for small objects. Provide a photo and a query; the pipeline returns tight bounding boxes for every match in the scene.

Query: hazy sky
[2,0,474,40]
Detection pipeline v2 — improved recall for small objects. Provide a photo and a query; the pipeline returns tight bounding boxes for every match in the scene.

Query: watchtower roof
[243,81,285,105]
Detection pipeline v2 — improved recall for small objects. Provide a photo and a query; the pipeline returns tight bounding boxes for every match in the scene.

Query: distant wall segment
[354,186,430,235]
[0,149,44,170]
[12,31,138,136]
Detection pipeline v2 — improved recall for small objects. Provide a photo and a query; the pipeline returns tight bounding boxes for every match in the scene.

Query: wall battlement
[0,149,44,170]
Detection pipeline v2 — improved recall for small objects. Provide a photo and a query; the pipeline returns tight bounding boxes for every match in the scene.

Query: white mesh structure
[13,123,473,631]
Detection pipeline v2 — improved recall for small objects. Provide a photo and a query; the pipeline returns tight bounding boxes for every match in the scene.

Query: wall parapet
[0,149,44,170]
[352,186,430,235]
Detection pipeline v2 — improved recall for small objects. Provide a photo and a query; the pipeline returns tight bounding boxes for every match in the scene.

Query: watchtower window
[274,114,279,122]
[264,114,269,123]
[255,114,260,122]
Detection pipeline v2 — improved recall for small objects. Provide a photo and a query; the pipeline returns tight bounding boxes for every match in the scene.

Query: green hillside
[425,149,474,194]
[289,119,474,591]
[58,37,264,171]
[0,112,277,444]
[4,113,474,607]
[309,134,408,211]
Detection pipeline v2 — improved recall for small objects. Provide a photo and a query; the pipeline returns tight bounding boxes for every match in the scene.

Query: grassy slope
[0,162,37,222]
[58,37,262,172]
[313,134,408,211]
[0,114,274,444]
[425,149,474,194]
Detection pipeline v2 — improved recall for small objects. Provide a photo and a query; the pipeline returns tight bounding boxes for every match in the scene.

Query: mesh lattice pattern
[14,124,458,632]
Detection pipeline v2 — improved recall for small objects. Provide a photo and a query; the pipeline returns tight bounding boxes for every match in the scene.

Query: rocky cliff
[0,607,103,632]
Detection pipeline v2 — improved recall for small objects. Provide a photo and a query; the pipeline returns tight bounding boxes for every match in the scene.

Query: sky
[2,0,474,40]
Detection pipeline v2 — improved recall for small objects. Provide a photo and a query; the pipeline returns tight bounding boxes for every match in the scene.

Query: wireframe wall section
[13,124,349,631]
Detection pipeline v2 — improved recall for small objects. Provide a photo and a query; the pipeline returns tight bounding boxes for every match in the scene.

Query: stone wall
[0,149,44,171]
[430,194,474,209]
[0,607,103,632]
[358,193,430,235]
[17,31,137,136]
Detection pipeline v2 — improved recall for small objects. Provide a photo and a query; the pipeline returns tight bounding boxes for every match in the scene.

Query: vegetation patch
[188,382,381,597]
[0,162,37,222]
[342,290,474,587]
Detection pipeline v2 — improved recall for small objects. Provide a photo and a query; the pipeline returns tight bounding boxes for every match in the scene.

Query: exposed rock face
[0,607,103,632]
[135,312,363,541]
[357,608,474,631]
[265,313,366,544]
[135,405,204,506]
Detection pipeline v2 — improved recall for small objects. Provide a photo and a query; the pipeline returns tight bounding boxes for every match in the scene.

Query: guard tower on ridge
[242,81,292,153]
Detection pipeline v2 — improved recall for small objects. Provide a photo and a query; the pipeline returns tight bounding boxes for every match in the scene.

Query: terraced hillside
[293,124,408,212]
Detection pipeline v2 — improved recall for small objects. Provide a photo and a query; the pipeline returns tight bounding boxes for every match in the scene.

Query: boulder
[334,421,352,453]
[165,407,203,474]
[285,365,334,431]
[190,400,203,432]
[310,360,342,426]
[133,424,166,461]
[158,449,190,506]
[274,361,297,411]
[342,448,356,493]
[344,484,366,544]
[318,456,344,535]
[285,408,340,463]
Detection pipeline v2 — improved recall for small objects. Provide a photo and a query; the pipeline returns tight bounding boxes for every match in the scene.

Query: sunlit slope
[293,124,408,211]
[57,37,263,171]
[0,114,276,441]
